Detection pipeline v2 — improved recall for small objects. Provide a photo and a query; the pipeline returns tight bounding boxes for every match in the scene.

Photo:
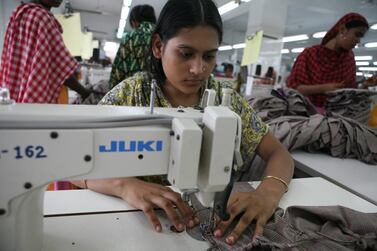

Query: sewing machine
[0,88,242,251]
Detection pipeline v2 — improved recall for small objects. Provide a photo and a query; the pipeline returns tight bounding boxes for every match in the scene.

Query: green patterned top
[100,72,269,184]
[109,22,155,89]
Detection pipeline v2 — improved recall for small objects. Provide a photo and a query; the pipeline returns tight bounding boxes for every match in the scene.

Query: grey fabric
[248,88,317,122]
[267,113,377,164]
[188,182,377,251]
[325,89,377,124]
[73,80,110,104]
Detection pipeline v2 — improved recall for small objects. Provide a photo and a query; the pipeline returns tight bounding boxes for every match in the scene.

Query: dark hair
[129,5,156,25]
[345,20,369,30]
[150,0,223,83]
[224,63,233,72]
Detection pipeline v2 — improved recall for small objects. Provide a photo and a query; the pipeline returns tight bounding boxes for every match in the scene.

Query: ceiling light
[371,23,377,30]
[312,31,326,39]
[232,43,245,49]
[282,34,309,43]
[281,49,290,54]
[355,56,373,61]
[364,42,377,48]
[218,1,239,15]
[359,67,377,71]
[291,47,305,53]
[356,61,370,66]
[117,0,133,39]
[374,62,377,66]
[356,72,363,76]
[241,0,252,2]
[219,45,233,51]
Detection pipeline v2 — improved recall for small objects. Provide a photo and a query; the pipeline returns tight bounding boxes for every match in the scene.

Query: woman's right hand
[119,177,196,232]
[321,81,344,93]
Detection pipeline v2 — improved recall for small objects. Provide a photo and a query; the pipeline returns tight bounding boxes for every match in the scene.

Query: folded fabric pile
[248,88,317,122]
[73,79,110,105]
[268,113,377,164]
[325,89,377,124]
[188,182,377,251]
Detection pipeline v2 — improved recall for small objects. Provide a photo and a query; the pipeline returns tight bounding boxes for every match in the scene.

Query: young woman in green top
[74,0,294,246]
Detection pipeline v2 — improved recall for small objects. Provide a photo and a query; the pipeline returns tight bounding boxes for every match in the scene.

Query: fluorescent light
[312,31,326,39]
[281,49,290,54]
[371,23,377,30]
[374,62,377,66]
[356,72,363,76]
[355,56,373,61]
[232,43,245,49]
[365,42,377,48]
[359,67,377,71]
[291,47,305,53]
[356,61,370,66]
[117,0,132,39]
[282,34,309,43]
[218,1,238,15]
[241,0,252,2]
[219,45,233,51]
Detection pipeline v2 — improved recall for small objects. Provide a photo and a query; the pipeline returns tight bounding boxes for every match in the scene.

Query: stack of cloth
[73,79,110,105]
[325,89,377,124]
[188,183,377,251]
[268,113,377,164]
[248,88,317,122]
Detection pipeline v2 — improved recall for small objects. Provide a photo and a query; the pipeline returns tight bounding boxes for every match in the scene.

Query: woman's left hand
[213,187,280,245]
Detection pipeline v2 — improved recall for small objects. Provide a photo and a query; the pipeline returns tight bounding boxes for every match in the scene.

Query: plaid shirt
[109,22,155,89]
[287,13,368,108]
[287,45,356,107]
[0,3,78,103]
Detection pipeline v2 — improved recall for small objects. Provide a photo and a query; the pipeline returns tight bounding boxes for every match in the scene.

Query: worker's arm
[64,75,91,99]
[296,81,344,95]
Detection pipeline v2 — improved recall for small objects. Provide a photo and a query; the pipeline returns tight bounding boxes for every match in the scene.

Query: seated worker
[109,4,156,89]
[224,63,234,78]
[287,12,377,108]
[72,0,294,246]
[0,0,91,103]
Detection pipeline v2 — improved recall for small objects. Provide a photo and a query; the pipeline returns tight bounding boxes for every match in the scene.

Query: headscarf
[322,12,369,45]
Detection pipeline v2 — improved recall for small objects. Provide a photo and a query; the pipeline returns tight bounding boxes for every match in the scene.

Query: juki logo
[99,140,163,152]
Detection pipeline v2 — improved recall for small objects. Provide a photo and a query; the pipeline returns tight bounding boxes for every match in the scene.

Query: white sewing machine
[0,88,242,251]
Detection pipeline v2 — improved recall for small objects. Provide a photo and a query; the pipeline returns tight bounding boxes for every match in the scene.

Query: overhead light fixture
[356,61,370,66]
[232,43,245,49]
[281,49,290,54]
[364,42,377,48]
[374,61,377,66]
[356,72,363,76]
[291,47,305,53]
[355,56,373,61]
[282,34,309,43]
[359,67,377,71]
[218,1,239,15]
[312,31,326,39]
[371,23,377,30]
[117,0,133,39]
[219,45,233,51]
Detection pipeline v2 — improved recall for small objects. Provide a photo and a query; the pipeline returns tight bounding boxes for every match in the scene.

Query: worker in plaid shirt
[0,0,91,103]
[287,13,377,108]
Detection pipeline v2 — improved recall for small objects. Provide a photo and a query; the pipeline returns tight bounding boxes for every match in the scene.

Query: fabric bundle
[188,182,377,251]
[268,113,377,164]
[325,89,377,124]
[248,88,317,122]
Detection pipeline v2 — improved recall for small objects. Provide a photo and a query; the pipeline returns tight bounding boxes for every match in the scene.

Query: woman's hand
[213,186,280,245]
[321,81,345,92]
[119,177,196,232]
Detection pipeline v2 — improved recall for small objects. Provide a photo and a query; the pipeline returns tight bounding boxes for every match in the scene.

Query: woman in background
[287,12,377,109]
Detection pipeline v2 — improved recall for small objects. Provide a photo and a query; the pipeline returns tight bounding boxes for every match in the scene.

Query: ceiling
[62,0,377,62]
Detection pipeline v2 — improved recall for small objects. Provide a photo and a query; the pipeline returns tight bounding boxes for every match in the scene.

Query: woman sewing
[73,0,294,246]
[287,12,377,109]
